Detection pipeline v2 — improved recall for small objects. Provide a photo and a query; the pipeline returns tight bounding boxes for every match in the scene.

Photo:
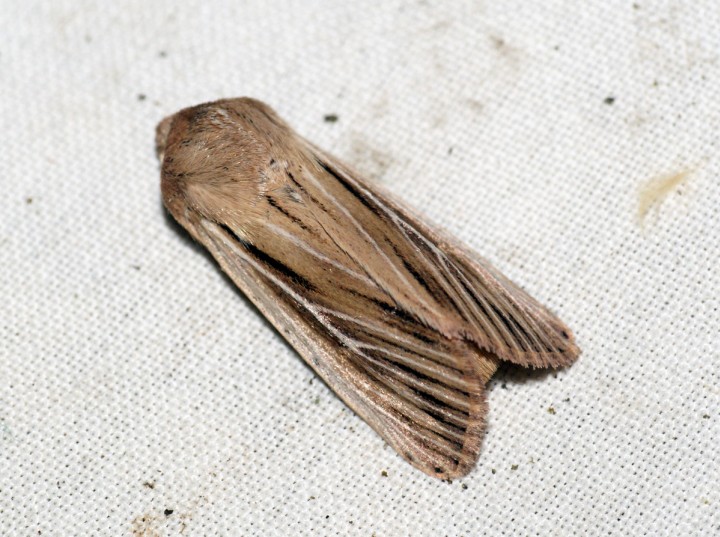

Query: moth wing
[184,213,499,479]
[315,151,581,369]
[443,237,580,367]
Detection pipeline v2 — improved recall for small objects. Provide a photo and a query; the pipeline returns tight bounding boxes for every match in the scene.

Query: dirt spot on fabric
[349,136,394,181]
[131,514,161,537]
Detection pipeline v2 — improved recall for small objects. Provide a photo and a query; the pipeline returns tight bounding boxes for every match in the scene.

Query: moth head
[157,98,296,238]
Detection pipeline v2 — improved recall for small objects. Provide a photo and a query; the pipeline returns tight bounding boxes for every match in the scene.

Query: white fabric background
[2,1,718,535]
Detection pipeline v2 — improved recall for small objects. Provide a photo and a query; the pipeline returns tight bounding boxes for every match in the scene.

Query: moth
[156,98,580,479]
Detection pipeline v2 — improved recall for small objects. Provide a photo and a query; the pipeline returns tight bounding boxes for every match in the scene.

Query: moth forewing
[157,97,579,479]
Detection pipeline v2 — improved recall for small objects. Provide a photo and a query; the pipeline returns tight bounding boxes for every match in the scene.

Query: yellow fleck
[637,169,693,223]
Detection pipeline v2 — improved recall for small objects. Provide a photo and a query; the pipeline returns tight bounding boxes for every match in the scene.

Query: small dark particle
[380,470,388,477]
[137,94,147,102]
[548,406,556,415]
[142,481,155,489]
[447,146,454,156]
[309,496,316,500]
[25,197,33,204]
[323,114,339,123]
[325,515,330,519]
[445,478,453,484]
[604,96,616,105]
[164,509,174,516]
[490,35,505,49]
[434,467,443,474]
[461,483,468,490]
[563,397,570,403]
[131,264,141,271]
[491,468,496,474]
[511,464,519,471]
[501,383,508,390]
[703,414,710,419]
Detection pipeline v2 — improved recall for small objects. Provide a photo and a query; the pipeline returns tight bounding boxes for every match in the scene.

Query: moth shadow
[488,361,566,392]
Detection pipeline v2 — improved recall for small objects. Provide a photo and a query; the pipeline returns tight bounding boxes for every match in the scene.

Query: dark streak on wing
[489,303,531,352]
[390,223,476,327]
[369,297,422,326]
[372,350,471,398]
[266,195,309,230]
[412,330,436,345]
[386,238,458,313]
[220,224,316,292]
[360,363,466,447]
[316,159,382,216]
[287,169,329,212]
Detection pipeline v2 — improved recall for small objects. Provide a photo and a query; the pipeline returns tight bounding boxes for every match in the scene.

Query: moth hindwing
[157,97,580,479]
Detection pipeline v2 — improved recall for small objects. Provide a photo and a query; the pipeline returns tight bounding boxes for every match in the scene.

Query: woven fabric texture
[1,1,718,535]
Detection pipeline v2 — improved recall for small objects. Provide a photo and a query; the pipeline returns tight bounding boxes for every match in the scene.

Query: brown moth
[156,98,580,479]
